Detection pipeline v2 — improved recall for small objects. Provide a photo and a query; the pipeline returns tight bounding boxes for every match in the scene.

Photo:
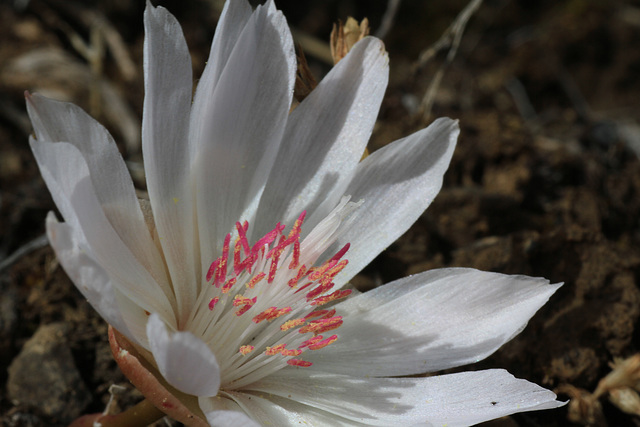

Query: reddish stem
[68,399,164,427]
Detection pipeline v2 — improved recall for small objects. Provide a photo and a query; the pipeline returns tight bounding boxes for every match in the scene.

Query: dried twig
[414,0,483,121]
[505,77,541,134]
[375,0,402,40]
[3,48,141,153]
[0,234,48,274]
[558,67,592,122]
[43,0,137,82]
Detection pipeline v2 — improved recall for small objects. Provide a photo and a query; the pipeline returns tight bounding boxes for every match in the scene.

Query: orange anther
[265,343,286,356]
[280,318,306,331]
[239,345,254,355]
[299,316,343,334]
[247,272,266,289]
[310,289,352,306]
[221,277,237,294]
[288,265,307,287]
[299,335,324,348]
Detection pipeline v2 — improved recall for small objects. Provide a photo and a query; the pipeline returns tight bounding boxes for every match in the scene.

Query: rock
[7,322,91,422]
[0,282,18,362]
[0,283,18,337]
[7,412,42,427]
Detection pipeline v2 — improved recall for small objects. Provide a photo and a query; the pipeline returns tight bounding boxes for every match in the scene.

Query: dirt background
[1,0,640,425]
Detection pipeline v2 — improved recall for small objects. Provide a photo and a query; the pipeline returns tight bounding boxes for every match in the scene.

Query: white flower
[26,0,565,426]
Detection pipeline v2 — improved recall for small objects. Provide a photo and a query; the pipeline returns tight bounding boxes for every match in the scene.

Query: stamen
[233,295,257,307]
[305,282,333,300]
[215,234,231,286]
[235,305,253,316]
[328,243,350,263]
[287,265,307,288]
[308,334,338,350]
[299,316,343,334]
[291,211,306,235]
[252,306,292,324]
[221,277,237,294]
[294,281,314,294]
[326,259,349,279]
[307,260,337,281]
[304,309,336,320]
[299,335,324,348]
[267,250,281,283]
[235,251,257,275]
[239,345,254,355]
[287,359,313,367]
[206,260,217,282]
[270,211,305,258]
[233,295,257,316]
[247,272,266,289]
[252,223,284,252]
[280,318,306,331]
[233,239,244,275]
[236,221,251,253]
[201,200,361,388]
[208,297,220,311]
[310,289,352,306]
[265,344,287,356]
[288,240,301,269]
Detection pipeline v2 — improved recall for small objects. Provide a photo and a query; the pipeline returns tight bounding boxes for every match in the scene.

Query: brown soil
[1,0,640,426]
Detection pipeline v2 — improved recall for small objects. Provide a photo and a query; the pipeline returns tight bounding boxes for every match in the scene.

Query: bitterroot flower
[27,0,565,425]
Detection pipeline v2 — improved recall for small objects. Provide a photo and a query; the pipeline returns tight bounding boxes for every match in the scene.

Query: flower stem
[68,399,165,427]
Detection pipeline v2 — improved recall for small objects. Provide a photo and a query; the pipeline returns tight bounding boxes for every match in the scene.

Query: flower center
[193,199,358,390]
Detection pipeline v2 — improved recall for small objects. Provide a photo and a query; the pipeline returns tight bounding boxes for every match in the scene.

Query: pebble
[7,322,91,423]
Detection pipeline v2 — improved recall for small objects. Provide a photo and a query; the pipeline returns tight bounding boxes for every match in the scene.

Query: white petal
[191,0,252,112]
[45,213,136,343]
[330,118,459,285]
[143,2,198,326]
[31,140,176,323]
[192,0,296,272]
[254,37,389,237]
[26,93,168,288]
[205,410,260,427]
[199,396,261,427]
[113,288,155,349]
[305,268,562,376]
[147,314,220,397]
[224,390,363,426]
[30,136,81,232]
[249,368,564,426]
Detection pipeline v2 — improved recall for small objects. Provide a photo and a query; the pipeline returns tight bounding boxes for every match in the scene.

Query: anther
[287,359,313,367]
[239,345,254,355]
[265,344,287,356]
[280,318,306,331]
[221,277,237,293]
[310,289,352,306]
[247,272,266,289]
[308,334,338,350]
[208,297,219,311]
[299,316,343,334]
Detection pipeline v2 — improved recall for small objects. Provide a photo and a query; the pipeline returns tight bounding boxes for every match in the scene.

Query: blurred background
[1,0,640,425]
